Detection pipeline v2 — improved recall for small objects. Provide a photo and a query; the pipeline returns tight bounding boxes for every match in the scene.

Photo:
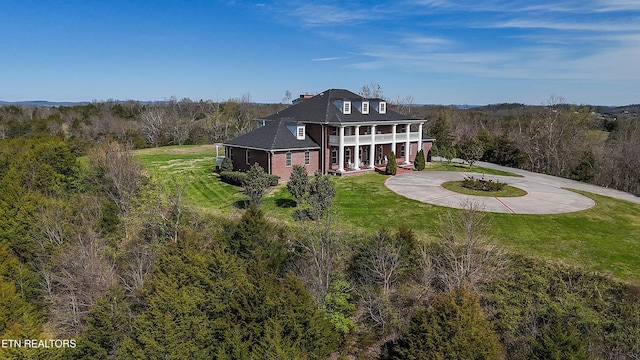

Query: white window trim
[285,152,292,167]
[297,126,305,140]
[362,101,369,114]
[379,101,387,114]
[246,149,251,165]
[331,149,337,164]
[343,101,351,114]
[304,150,310,165]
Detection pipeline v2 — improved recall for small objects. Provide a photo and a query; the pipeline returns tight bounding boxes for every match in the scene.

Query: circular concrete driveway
[385,170,597,214]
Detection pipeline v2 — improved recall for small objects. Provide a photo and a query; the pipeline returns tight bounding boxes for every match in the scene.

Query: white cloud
[311,56,349,62]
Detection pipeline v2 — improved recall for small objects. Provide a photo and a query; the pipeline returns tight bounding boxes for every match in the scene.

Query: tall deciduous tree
[87,141,145,238]
[428,200,506,293]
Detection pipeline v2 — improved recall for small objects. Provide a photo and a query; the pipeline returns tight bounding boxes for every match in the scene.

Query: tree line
[419,99,640,195]
[2,93,639,195]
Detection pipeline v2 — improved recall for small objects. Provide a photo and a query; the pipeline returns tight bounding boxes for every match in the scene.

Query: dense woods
[1,97,640,358]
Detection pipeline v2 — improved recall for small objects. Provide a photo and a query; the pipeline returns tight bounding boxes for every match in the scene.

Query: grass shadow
[233,200,249,209]
[275,198,297,208]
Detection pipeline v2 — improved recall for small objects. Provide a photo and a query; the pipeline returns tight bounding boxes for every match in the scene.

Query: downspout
[321,124,325,174]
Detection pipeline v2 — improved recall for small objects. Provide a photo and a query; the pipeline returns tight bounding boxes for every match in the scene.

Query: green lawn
[134,145,640,282]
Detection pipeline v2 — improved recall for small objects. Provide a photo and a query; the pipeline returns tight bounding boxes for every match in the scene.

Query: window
[345,148,352,165]
[305,150,310,165]
[228,148,233,160]
[331,149,337,164]
[400,144,405,157]
[331,127,337,136]
[343,101,351,114]
[297,126,305,140]
[246,149,251,165]
[362,101,369,114]
[286,152,292,167]
[379,101,387,114]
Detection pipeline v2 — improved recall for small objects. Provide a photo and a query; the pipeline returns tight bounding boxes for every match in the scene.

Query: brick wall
[271,149,321,179]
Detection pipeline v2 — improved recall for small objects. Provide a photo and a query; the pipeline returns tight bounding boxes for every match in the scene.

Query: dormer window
[362,101,369,114]
[379,101,387,114]
[343,101,351,114]
[296,125,305,140]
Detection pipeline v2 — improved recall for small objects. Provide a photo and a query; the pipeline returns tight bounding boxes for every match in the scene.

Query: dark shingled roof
[262,88,419,124]
[223,118,320,151]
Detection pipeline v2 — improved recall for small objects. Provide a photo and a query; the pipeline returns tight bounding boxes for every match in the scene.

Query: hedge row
[220,171,279,187]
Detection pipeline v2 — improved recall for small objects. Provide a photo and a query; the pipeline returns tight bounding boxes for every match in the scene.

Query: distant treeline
[1,96,639,194]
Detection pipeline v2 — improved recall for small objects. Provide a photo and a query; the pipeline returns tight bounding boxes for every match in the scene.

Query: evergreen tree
[243,163,270,206]
[308,172,336,220]
[414,149,426,171]
[286,165,309,207]
[457,135,484,168]
[388,288,502,360]
[386,151,397,175]
[231,204,273,260]
[219,156,233,172]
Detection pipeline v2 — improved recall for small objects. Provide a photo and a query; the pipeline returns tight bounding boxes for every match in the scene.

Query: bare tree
[292,212,342,302]
[357,230,403,295]
[139,106,167,147]
[428,200,506,293]
[87,141,145,239]
[359,83,383,98]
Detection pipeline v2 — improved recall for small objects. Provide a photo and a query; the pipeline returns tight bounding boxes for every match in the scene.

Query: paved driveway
[385,161,640,214]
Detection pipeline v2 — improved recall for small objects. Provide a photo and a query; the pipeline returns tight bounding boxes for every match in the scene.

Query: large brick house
[223,89,433,179]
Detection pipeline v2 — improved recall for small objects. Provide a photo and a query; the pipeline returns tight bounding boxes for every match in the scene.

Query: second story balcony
[328,131,421,146]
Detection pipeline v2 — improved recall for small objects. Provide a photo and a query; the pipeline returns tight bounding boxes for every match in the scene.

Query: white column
[338,126,345,172]
[354,125,360,170]
[391,124,397,158]
[404,124,411,164]
[369,125,376,168]
[418,122,423,151]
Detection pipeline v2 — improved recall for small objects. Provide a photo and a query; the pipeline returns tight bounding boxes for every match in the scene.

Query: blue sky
[1,0,639,105]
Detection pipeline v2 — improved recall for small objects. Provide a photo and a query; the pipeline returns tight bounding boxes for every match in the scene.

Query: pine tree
[286,165,309,207]
[414,149,426,171]
[243,163,270,206]
[219,156,233,172]
[386,151,397,175]
[388,288,502,360]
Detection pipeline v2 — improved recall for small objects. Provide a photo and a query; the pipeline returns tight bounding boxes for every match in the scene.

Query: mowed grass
[135,145,640,282]
[134,145,244,216]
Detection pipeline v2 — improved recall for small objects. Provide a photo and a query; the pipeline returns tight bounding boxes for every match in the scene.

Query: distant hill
[0,100,90,107]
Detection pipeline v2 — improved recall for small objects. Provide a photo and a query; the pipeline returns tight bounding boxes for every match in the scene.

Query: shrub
[386,151,397,175]
[414,149,426,171]
[267,174,279,187]
[220,171,277,188]
[219,157,233,172]
[219,171,247,186]
[461,176,505,192]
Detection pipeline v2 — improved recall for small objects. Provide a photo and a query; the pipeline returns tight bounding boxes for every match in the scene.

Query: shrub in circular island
[442,177,527,197]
